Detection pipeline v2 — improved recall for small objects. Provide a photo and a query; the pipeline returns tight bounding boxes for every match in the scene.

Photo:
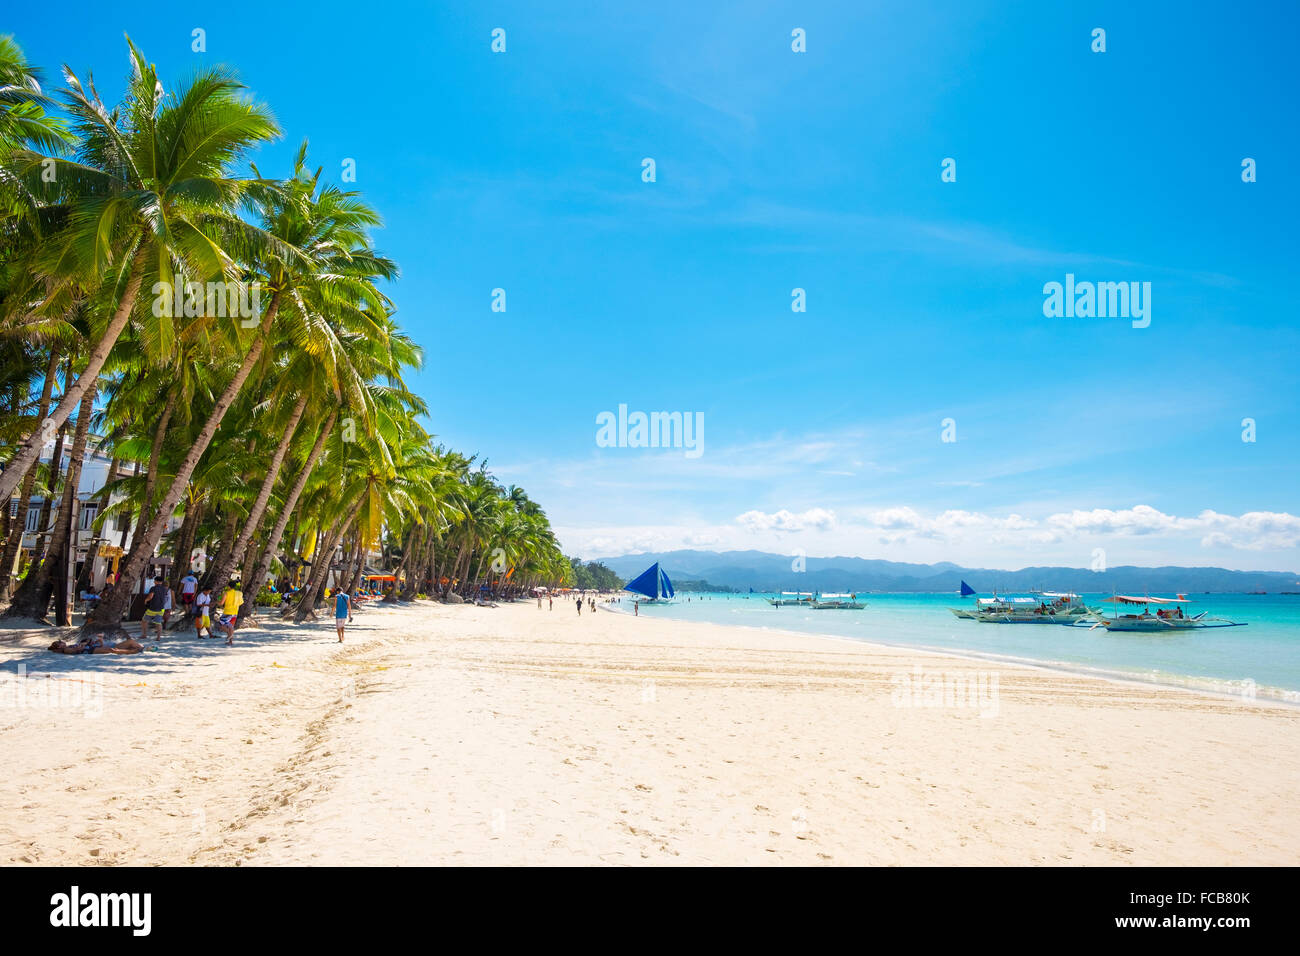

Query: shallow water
[616,591,1300,703]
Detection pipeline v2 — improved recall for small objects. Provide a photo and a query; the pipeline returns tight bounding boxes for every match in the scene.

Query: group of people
[532,590,624,616]
[45,560,382,660]
[137,572,245,646]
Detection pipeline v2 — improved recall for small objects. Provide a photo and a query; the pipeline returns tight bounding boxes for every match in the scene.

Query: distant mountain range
[595,549,1300,594]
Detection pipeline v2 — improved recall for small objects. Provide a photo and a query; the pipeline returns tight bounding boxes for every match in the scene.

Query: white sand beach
[1,600,1296,866]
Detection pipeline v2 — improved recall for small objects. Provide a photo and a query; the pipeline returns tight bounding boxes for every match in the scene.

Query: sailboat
[624,562,676,604]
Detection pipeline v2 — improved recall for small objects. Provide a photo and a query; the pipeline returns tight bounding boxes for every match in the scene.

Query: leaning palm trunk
[3,385,96,622]
[0,245,148,503]
[117,462,140,551]
[84,296,281,636]
[139,390,178,531]
[168,497,203,594]
[345,537,366,598]
[287,496,363,622]
[27,413,68,571]
[239,539,263,591]
[0,347,60,600]
[206,392,308,599]
[238,410,336,624]
[394,526,424,599]
[203,508,239,589]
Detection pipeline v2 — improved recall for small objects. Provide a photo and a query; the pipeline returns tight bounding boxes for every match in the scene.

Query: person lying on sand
[49,635,104,654]
[48,634,144,655]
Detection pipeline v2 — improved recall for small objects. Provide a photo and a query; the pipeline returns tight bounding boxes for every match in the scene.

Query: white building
[6,435,182,591]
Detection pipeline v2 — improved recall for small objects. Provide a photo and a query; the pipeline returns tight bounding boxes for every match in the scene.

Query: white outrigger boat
[950,587,1090,624]
[768,591,815,607]
[1083,594,1247,632]
[812,592,865,610]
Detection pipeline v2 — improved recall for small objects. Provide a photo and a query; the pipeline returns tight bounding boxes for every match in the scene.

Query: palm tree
[1,35,573,633]
[203,142,394,600]
[0,35,68,157]
[0,38,280,504]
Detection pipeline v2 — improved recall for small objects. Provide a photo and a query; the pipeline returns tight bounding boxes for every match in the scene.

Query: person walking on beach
[179,569,198,620]
[194,587,213,638]
[141,576,167,641]
[576,595,582,616]
[219,580,244,646]
[334,589,351,642]
[634,600,639,617]
[548,595,553,610]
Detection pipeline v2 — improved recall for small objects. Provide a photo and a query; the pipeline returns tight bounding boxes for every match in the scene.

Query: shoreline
[610,601,1300,707]
[3,599,1298,865]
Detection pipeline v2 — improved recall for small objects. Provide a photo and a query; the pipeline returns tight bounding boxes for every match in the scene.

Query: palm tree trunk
[345,536,365,598]
[288,496,363,622]
[394,527,420,599]
[204,508,239,588]
[207,391,308,598]
[85,294,281,635]
[27,417,68,572]
[139,389,178,531]
[240,539,263,590]
[238,410,336,623]
[453,545,473,598]
[0,244,148,502]
[168,496,202,593]
[116,461,140,552]
[0,347,61,600]
[4,385,97,622]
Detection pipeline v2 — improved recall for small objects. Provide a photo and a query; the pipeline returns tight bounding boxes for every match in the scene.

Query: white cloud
[736,508,838,533]
[1044,506,1300,551]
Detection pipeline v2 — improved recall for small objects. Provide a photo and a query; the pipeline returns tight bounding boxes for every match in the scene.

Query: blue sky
[9,1,1299,569]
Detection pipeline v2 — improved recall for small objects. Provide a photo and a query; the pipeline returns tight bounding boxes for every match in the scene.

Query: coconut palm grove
[0,36,587,633]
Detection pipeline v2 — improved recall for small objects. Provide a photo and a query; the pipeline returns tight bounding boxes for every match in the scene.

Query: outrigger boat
[812,592,865,610]
[981,593,1090,624]
[768,591,815,607]
[950,585,1090,624]
[1082,594,1247,632]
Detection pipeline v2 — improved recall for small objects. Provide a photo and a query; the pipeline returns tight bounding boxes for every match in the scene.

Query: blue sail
[626,562,669,599]
[660,567,674,597]
[959,580,976,597]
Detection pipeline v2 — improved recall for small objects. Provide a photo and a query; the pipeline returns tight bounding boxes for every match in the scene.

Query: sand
[1,599,1296,866]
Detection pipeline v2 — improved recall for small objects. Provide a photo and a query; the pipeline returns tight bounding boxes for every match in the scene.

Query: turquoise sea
[614,591,1300,703]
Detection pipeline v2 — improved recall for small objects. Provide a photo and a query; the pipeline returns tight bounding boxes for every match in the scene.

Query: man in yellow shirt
[219,580,245,646]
